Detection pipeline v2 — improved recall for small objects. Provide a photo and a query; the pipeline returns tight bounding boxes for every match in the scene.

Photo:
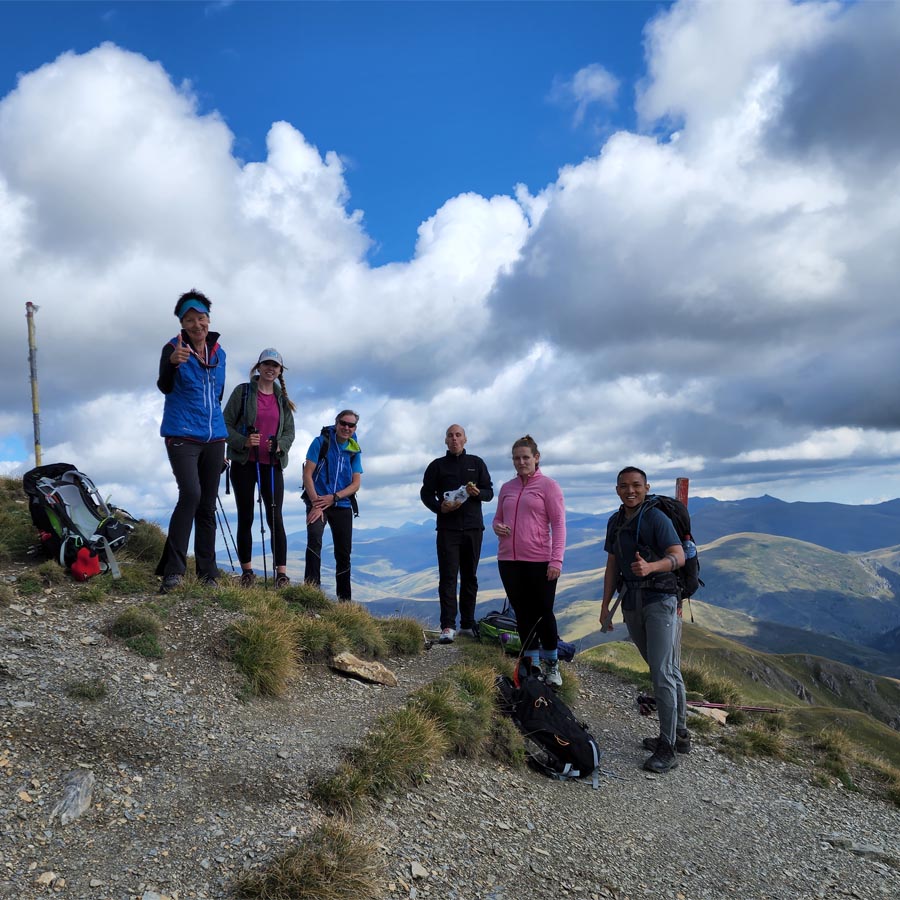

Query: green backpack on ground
[475,603,522,654]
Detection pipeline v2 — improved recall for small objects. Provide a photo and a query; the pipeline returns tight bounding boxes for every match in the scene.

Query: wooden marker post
[25,302,42,466]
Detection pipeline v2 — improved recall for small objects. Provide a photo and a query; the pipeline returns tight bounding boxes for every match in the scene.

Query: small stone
[410,862,429,879]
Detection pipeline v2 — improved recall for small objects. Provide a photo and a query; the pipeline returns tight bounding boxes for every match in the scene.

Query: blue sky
[0,1,657,263]
[2,0,900,536]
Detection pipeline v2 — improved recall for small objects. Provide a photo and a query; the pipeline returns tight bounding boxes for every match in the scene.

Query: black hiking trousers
[229,459,287,568]
[437,528,483,630]
[305,505,353,601]
[156,438,225,580]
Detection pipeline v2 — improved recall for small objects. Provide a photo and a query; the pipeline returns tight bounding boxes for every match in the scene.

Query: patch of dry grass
[235,821,382,899]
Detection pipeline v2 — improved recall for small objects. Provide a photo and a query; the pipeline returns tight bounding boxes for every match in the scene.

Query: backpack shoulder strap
[240,383,251,435]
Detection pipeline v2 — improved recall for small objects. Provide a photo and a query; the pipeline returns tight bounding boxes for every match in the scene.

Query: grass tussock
[322,604,387,658]
[15,574,42,596]
[810,727,858,791]
[309,763,374,819]
[862,757,900,807]
[489,714,527,767]
[108,606,164,658]
[209,583,251,612]
[280,582,336,613]
[687,712,717,735]
[313,707,449,816]
[66,677,108,701]
[0,478,35,562]
[235,820,382,900]
[108,563,157,595]
[720,723,786,760]
[377,617,425,656]
[681,662,741,706]
[411,663,495,757]
[121,519,167,563]
[227,606,298,697]
[77,579,110,603]
[0,583,13,607]
[36,560,67,586]
[295,615,349,661]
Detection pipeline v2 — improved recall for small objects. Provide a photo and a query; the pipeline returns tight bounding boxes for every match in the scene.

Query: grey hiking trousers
[623,594,687,748]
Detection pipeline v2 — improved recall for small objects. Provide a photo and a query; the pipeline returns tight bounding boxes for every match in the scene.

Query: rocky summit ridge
[1,560,898,900]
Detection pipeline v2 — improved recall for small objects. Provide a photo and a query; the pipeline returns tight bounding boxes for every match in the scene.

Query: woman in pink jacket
[492,435,566,686]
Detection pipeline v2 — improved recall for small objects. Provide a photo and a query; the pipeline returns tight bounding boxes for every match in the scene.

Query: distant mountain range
[232,494,900,677]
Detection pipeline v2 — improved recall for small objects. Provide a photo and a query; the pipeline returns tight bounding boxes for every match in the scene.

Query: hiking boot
[275,573,290,589]
[643,731,692,754]
[456,627,475,638]
[240,570,256,588]
[544,660,563,687]
[439,628,455,644]
[643,738,679,773]
[159,574,183,595]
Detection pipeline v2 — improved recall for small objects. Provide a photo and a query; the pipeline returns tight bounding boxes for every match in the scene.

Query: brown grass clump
[377,617,425,656]
[121,520,167,563]
[682,662,741,706]
[295,615,349,661]
[312,707,449,816]
[108,606,164,658]
[235,820,382,899]
[280,582,336,613]
[226,606,298,697]
[322,603,387,658]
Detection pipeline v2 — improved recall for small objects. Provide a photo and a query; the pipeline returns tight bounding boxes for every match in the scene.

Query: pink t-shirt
[254,392,280,465]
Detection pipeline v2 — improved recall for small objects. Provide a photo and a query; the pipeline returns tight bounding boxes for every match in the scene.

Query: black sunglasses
[337,420,357,428]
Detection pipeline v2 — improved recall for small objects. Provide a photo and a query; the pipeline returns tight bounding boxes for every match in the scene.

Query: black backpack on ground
[496,675,600,787]
[612,494,703,602]
[22,463,134,579]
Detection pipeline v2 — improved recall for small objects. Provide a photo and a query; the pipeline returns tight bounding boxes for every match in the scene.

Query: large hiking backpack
[23,463,134,580]
[475,601,576,661]
[496,675,600,786]
[614,494,702,601]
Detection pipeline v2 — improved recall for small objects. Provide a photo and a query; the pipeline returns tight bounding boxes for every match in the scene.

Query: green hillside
[580,626,900,767]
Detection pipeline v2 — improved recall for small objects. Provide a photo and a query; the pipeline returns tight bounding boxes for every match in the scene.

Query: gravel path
[1,568,897,899]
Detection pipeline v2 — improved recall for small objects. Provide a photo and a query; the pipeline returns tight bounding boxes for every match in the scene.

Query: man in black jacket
[420,425,494,643]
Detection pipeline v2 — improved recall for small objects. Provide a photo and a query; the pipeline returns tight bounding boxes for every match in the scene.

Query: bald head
[445,424,467,455]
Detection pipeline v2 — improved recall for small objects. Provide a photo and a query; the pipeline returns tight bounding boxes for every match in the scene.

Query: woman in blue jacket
[155,290,227,592]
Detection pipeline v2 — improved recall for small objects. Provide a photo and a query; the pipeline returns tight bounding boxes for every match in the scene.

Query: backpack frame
[23,463,134,579]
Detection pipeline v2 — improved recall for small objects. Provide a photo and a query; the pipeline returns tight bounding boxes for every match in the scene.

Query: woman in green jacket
[223,349,296,588]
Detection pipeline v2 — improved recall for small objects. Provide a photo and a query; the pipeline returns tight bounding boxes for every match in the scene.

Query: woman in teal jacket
[223,349,296,588]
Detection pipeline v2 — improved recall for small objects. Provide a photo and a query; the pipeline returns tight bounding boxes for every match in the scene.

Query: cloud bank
[2,0,900,533]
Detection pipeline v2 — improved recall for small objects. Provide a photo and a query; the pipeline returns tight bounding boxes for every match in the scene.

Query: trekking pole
[269,435,278,574]
[600,593,623,633]
[216,492,238,571]
[251,430,269,590]
[215,503,236,573]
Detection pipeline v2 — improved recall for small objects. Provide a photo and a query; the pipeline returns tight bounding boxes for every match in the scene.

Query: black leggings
[498,559,559,653]
[156,438,225,579]
[229,459,287,568]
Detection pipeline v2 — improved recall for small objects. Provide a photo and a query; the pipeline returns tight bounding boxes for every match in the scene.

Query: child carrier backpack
[496,675,600,787]
[475,600,576,661]
[23,463,134,580]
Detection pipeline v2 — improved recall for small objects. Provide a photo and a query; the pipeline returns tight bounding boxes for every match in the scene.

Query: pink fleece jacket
[493,469,566,570]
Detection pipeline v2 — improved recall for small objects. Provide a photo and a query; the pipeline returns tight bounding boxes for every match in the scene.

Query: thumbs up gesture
[630,551,653,577]
[169,334,191,366]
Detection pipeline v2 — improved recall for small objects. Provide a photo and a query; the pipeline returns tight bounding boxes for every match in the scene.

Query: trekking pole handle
[601,594,623,633]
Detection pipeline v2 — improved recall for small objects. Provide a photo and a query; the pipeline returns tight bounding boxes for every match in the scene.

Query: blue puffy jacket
[157,333,227,441]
